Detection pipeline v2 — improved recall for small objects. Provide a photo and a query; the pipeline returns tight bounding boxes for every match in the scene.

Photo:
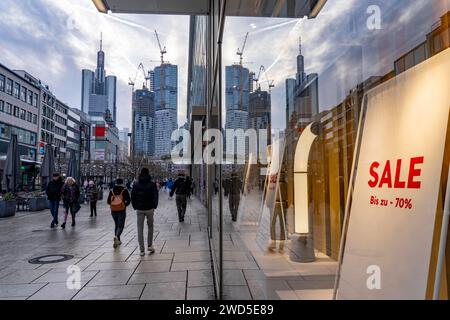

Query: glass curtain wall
[211,0,450,300]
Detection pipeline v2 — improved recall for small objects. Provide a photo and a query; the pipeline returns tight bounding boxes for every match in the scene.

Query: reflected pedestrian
[61,177,80,229]
[170,172,189,222]
[86,181,98,217]
[46,173,63,228]
[228,172,243,222]
[131,168,159,256]
[107,178,131,248]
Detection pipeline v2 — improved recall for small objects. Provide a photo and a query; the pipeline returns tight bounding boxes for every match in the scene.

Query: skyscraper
[132,88,155,157]
[81,35,117,126]
[225,64,250,158]
[153,63,178,157]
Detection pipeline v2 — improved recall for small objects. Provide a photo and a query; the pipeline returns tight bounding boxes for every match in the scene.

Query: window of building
[5,103,12,114]
[33,93,38,107]
[19,108,26,120]
[13,106,19,117]
[0,74,5,92]
[32,114,37,124]
[20,86,27,102]
[13,82,20,99]
[26,111,32,122]
[0,100,3,113]
[6,78,13,95]
[27,90,33,105]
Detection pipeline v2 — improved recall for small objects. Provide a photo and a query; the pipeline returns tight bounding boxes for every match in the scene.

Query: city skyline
[0,0,446,133]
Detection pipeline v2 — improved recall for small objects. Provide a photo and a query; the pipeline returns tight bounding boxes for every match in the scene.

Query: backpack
[110,189,126,212]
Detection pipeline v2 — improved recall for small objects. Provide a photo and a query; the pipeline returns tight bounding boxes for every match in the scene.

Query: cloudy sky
[0,0,448,131]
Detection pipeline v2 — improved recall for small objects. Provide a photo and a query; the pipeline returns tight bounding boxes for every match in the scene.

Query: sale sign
[337,49,450,299]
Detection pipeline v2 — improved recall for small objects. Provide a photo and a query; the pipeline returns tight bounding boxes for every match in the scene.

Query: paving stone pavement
[0,190,214,300]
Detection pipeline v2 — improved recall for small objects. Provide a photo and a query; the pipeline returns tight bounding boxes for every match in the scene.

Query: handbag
[70,201,81,215]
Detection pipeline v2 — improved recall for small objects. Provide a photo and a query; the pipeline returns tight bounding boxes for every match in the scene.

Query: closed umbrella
[40,144,55,190]
[2,135,20,193]
[67,150,79,182]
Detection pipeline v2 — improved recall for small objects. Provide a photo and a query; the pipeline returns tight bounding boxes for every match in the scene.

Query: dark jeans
[48,200,60,224]
[111,212,126,239]
[90,201,97,216]
[176,194,187,220]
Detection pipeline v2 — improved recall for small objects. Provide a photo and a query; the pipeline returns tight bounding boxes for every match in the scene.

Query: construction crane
[236,32,249,66]
[154,30,167,64]
[128,63,150,91]
[253,65,275,93]
[154,30,168,109]
[236,32,250,110]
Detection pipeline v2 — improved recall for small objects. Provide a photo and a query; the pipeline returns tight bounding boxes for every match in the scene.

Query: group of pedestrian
[46,173,81,229]
[45,167,163,257]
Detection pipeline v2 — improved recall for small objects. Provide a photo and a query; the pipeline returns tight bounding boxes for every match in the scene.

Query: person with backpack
[86,181,99,217]
[107,178,131,248]
[131,168,159,256]
[46,172,64,228]
[61,177,80,229]
[170,172,190,222]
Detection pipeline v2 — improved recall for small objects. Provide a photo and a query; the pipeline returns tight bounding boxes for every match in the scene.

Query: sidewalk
[0,191,213,300]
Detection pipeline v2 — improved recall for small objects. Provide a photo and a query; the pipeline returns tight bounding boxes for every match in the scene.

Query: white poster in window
[337,49,450,299]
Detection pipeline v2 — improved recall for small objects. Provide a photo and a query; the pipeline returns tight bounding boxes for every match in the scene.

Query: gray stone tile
[28,283,80,300]
[247,279,298,300]
[187,286,215,300]
[134,260,172,273]
[287,280,335,290]
[96,252,133,262]
[171,262,211,272]
[0,269,50,284]
[0,283,46,298]
[32,270,98,284]
[223,270,246,286]
[188,270,213,287]
[140,282,186,300]
[223,285,252,300]
[73,284,145,300]
[87,270,134,286]
[128,271,187,284]
[85,261,140,271]
[173,251,210,263]
[127,253,174,262]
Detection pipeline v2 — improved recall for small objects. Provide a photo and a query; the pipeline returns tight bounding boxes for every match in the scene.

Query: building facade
[0,64,39,162]
[132,88,155,157]
[153,63,178,157]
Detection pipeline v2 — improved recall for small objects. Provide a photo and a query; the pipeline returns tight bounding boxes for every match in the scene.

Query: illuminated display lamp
[290,122,319,263]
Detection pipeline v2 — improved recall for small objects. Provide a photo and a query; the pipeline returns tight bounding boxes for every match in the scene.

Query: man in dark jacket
[170,172,189,222]
[229,172,243,222]
[131,168,159,256]
[107,178,131,248]
[46,173,64,228]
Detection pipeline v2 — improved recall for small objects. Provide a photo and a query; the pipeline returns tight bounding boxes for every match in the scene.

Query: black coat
[107,185,131,213]
[170,177,190,197]
[46,178,63,201]
[131,176,159,211]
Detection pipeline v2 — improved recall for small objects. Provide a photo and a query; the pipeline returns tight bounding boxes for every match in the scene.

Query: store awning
[92,0,327,18]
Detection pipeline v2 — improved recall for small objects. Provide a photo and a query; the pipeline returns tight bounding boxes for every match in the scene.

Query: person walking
[131,168,159,256]
[61,177,80,229]
[46,173,63,228]
[86,181,99,217]
[170,172,189,222]
[185,176,192,199]
[107,178,131,248]
[228,172,243,222]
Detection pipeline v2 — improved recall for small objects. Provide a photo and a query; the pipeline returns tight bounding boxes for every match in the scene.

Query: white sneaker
[139,251,145,257]
[148,246,155,254]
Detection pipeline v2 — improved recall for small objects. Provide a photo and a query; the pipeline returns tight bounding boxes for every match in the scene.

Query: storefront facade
[93,0,450,299]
